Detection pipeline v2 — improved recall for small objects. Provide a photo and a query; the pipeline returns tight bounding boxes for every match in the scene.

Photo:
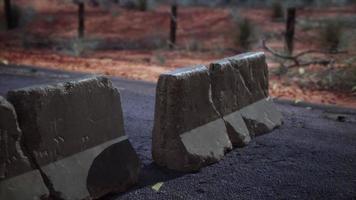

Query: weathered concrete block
[209,52,281,144]
[0,96,49,200]
[152,66,232,172]
[7,77,125,166]
[7,76,140,199]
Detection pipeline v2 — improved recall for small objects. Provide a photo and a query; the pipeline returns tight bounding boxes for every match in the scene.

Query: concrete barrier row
[0,52,283,198]
[152,52,283,172]
[0,76,140,200]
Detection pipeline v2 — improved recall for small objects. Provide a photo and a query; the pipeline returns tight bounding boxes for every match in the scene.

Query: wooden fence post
[285,7,296,55]
[169,4,178,49]
[4,0,13,30]
[78,2,85,38]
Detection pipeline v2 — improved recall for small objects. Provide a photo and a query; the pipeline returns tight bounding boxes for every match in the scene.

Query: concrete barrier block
[0,96,49,200]
[7,76,140,199]
[209,52,281,144]
[152,66,232,172]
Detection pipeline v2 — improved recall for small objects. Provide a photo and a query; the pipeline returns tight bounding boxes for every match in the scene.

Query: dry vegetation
[0,0,356,107]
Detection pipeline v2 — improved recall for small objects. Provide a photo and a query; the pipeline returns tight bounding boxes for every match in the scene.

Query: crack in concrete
[236,68,253,96]
[0,129,7,179]
[206,66,248,147]
[19,130,65,200]
[241,117,269,138]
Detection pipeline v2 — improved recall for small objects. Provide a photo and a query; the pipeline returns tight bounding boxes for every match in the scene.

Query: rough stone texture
[152,66,232,172]
[0,96,49,200]
[209,52,268,114]
[7,76,140,199]
[240,98,283,137]
[7,76,125,166]
[0,96,30,179]
[209,52,272,146]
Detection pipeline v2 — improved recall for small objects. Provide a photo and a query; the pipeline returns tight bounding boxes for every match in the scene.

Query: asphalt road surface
[1,64,356,200]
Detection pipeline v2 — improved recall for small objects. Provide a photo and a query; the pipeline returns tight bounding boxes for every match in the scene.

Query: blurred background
[0,0,355,107]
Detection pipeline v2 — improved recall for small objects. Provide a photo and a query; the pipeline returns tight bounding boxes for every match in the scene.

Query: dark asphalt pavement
[1,64,356,200]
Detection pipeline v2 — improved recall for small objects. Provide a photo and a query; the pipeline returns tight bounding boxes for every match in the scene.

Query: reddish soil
[0,1,355,107]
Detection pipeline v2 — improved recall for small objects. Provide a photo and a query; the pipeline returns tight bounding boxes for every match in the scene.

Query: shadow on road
[98,163,186,200]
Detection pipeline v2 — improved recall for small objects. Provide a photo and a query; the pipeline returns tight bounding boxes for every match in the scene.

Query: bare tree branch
[294,49,348,58]
[262,39,344,69]
[287,60,333,68]
[262,40,300,66]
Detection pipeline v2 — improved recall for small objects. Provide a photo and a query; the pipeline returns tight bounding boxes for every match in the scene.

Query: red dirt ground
[0,1,355,107]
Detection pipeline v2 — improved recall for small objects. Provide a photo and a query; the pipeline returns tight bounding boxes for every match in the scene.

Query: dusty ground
[0,1,355,107]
